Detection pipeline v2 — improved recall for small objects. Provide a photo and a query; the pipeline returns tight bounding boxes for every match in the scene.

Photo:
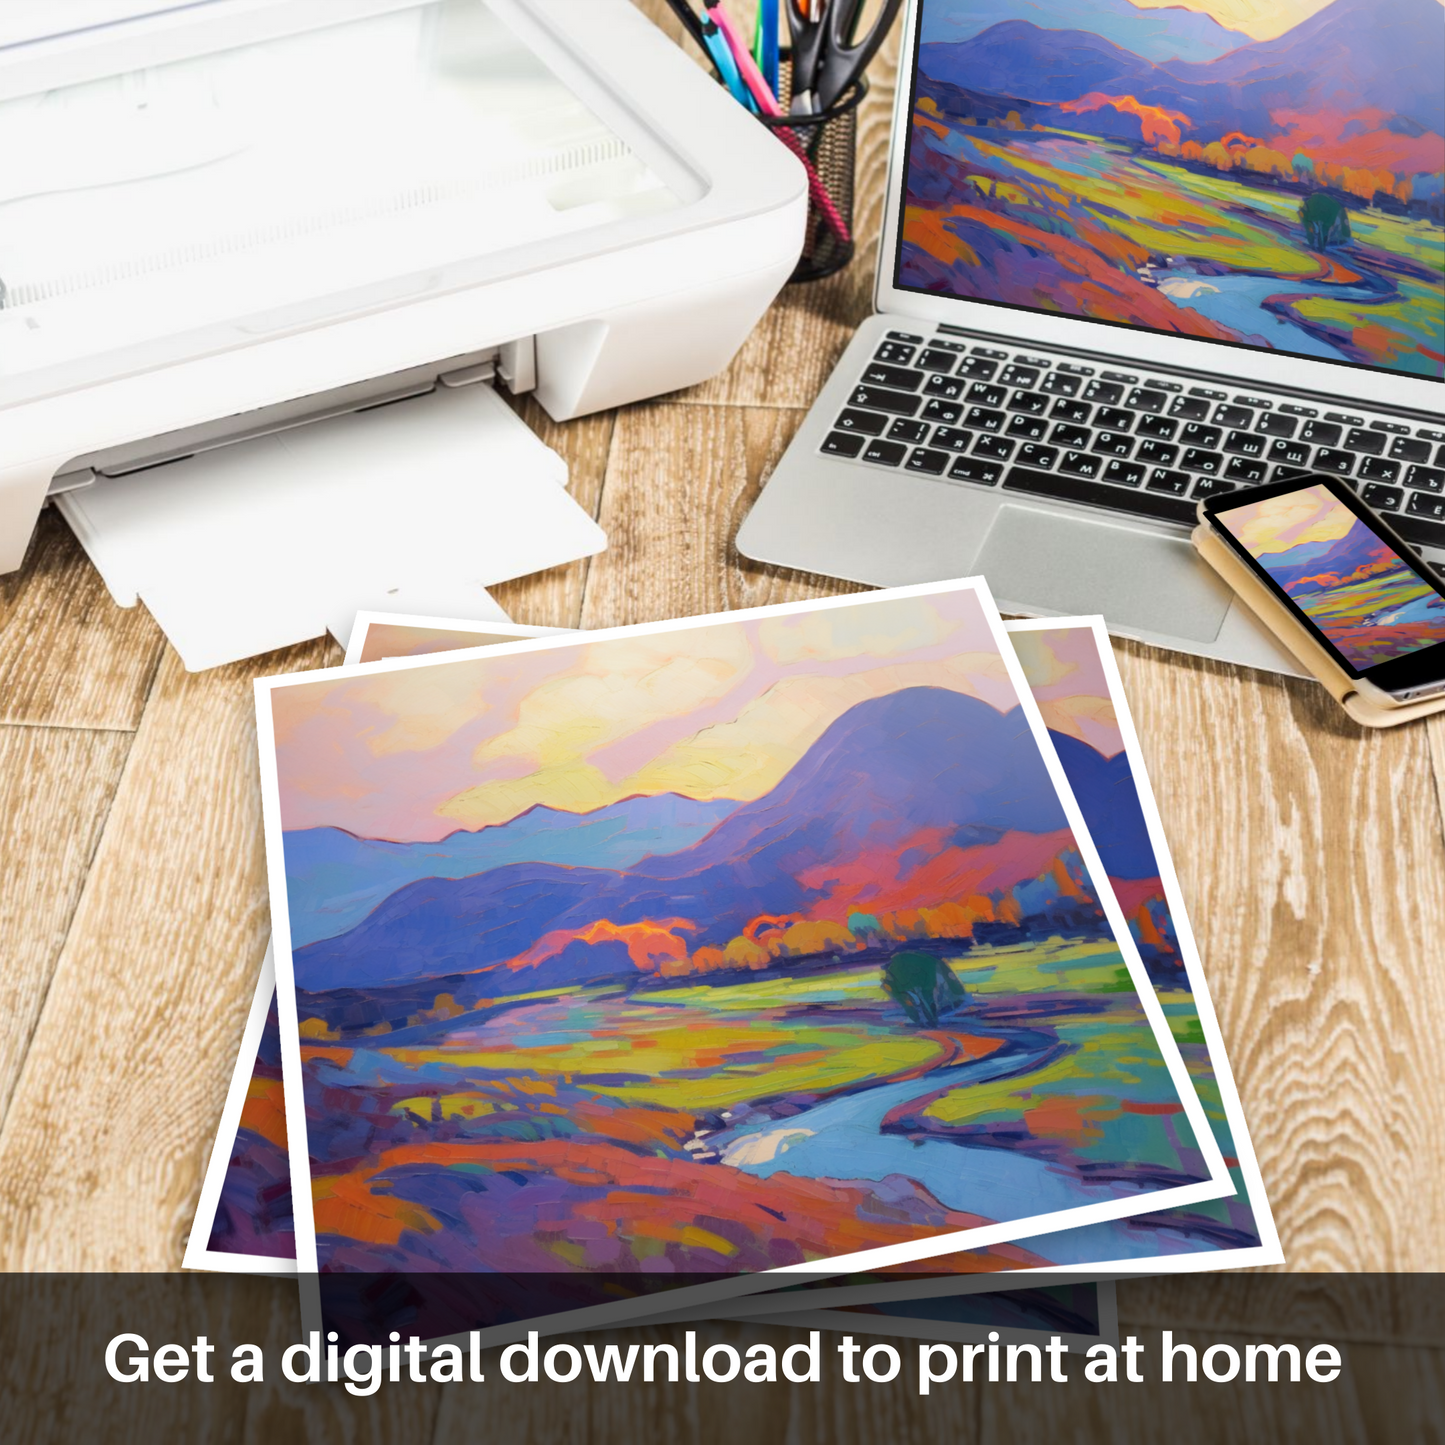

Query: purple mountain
[1256,519,1397,592]
[292,687,1081,993]
[920,0,1445,143]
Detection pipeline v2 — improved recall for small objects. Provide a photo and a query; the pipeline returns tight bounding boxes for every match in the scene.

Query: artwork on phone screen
[900,0,1445,378]
[1216,482,1445,665]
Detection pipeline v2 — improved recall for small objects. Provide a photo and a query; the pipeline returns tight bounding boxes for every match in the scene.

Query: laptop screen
[894,0,1445,382]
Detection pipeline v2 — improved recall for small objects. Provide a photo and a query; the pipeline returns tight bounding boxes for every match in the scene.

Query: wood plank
[489,398,614,630]
[429,1321,980,1445]
[1108,638,1445,1271]
[0,509,164,730]
[984,1324,1428,1445]
[0,640,334,1270]
[0,725,134,1128]
[579,403,865,631]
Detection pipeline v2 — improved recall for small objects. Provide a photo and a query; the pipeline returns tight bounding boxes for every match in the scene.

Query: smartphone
[1201,473,1445,706]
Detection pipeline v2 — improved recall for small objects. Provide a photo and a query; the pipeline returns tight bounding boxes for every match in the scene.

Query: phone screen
[1210,480,1445,682]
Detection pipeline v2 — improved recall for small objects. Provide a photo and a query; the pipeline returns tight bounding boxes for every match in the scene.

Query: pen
[753,0,780,98]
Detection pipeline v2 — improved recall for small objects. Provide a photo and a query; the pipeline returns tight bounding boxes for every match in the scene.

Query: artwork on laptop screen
[1214,481,1445,666]
[898,0,1445,379]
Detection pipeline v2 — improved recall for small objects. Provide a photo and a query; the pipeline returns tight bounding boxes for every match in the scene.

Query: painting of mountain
[214,616,1266,1291]
[900,0,1445,377]
[258,589,1223,1337]
[1216,481,1445,665]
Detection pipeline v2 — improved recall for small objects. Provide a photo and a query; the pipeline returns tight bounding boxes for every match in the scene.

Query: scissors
[785,0,903,113]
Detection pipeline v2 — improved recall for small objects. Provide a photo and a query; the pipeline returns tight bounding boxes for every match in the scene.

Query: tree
[1300,191,1351,249]
[881,951,966,1027]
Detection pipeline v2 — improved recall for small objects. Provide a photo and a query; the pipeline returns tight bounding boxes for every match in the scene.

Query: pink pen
[706,1,853,247]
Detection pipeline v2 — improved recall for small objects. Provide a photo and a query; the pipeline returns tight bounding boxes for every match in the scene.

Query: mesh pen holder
[759,66,867,283]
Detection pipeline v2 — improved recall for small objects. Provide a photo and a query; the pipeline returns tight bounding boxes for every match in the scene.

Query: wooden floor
[1,6,1442,1440]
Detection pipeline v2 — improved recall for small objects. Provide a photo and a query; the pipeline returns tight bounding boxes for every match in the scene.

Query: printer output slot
[46,338,540,497]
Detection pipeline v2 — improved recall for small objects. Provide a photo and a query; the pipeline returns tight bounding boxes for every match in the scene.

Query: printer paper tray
[57,384,605,671]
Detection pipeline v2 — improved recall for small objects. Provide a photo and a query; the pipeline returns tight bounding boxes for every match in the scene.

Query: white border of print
[182,943,293,1278]
[748,1278,1119,1352]
[253,577,1233,1343]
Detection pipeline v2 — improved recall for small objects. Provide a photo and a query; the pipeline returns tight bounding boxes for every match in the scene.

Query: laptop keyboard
[822,330,1445,552]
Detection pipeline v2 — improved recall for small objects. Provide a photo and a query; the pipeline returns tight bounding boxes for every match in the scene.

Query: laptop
[737,0,1445,673]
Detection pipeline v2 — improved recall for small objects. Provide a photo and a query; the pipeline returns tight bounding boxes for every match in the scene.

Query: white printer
[0,0,806,665]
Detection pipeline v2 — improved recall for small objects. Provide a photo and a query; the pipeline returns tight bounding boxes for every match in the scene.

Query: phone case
[1192,522,1445,729]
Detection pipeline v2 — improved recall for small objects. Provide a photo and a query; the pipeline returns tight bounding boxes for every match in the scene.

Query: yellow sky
[1235,485,1356,554]
[1125,0,1428,42]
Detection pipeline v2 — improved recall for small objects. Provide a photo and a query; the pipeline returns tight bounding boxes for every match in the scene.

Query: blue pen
[701,14,755,110]
[758,0,779,98]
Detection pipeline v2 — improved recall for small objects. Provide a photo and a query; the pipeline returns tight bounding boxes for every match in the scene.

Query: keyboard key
[887,418,932,444]
[1279,403,1318,417]
[1050,398,1092,424]
[860,438,907,467]
[835,408,889,435]
[886,330,923,343]
[1223,430,1266,458]
[965,406,1006,432]
[1004,465,1196,524]
[1394,513,1445,551]
[1215,404,1254,429]
[1008,390,1050,415]
[863,363,925,390]
[970,345,1008,359]
[1257,413,1298,438]
[1017,444,1059,469]
[998,364,1040,388]
[1192,477,1236,499]
[1126,388,1167,413]
[1006,414,1049,441]
[1406,465,1445,493]
[906,447,950,476]
[958,356,999,380]
[1268,438,1312,467]
[1189,386,1227,400]
[1083,380,1124,405]
[1361,483,1403,511]
[917,348,959,373]
[1359,456,1400,483]
[924,374,966,400]
[1041,372,1081,397]
[1423,428,1445,443]
[1300,420,1341,446]
[874,342,916,365]
[1438,445,1445,467]
[1180,423,1222,449]
[1344,428,1385,456]
[1147,469,1191,495]
[1093,432,1134,457]
[1235,395,1272,410]
[850,384,921,417]
[1182,447,1223,474]
[931,426,974,452]
[948,457,1003,485]
[1407,491,1445,521]
[1325,411,1363,427]
[1272,465,1316,482]
[967,382,1008,407]
[1136,440,1179,467]
[1225,456,1268,483]
[1095,406,1134,432]
[821,431,865,457]
[1060,450,1103,478]
[1104,459,1146,487]
[1314,448,1355,476]
[1051,423,1092,449]
[1136,414,1178,440]
[933,340,969,353]
[1169,395,1212,421]
[922,398,963,424]
[974,435,1015,461]
[1101,370,1138,384]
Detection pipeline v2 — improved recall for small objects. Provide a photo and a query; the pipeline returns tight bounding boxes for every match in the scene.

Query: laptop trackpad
[976,505,1232,643]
